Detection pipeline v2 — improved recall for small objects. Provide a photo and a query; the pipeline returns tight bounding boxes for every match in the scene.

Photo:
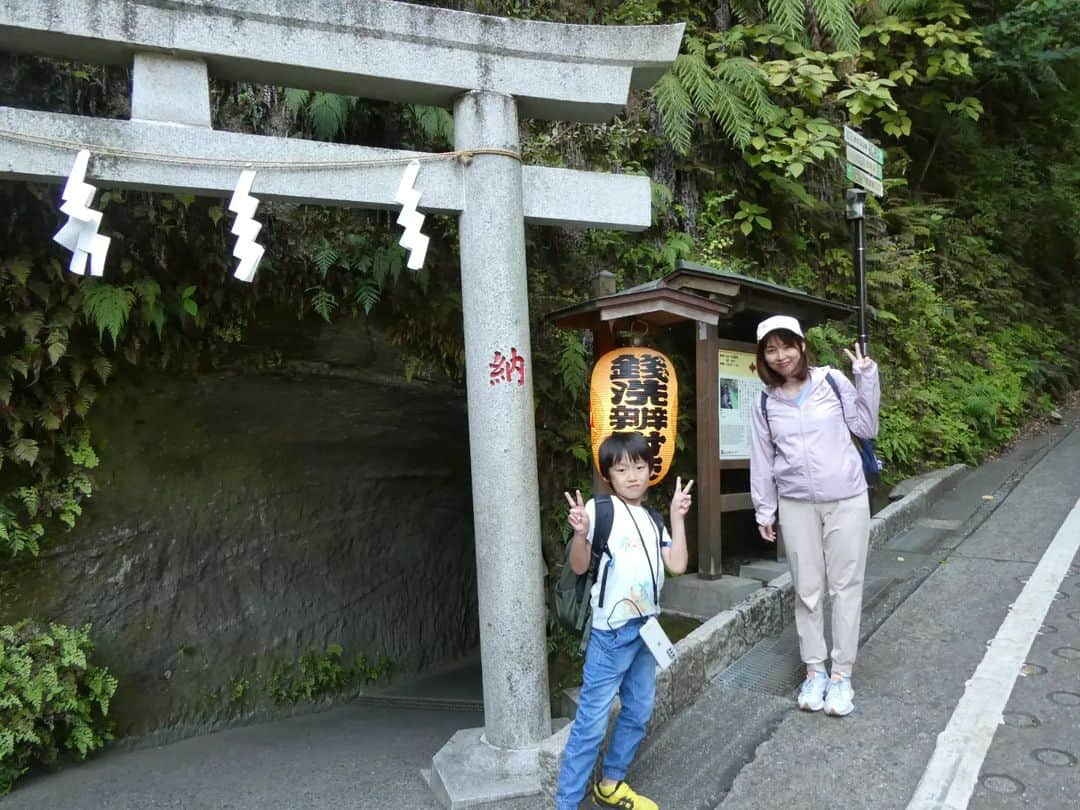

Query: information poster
[717,348,763,460]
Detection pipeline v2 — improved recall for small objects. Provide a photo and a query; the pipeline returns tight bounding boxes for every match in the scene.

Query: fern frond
[92,356,112,384]
[408,105,455,145]
[80,282,134,345]
[652,72,695,155]
[313,242,339,277]
[556,331,588,401]
[716,57,780,123]
[283,88,311,114]
[711,86,755,148]
[133,277,161,307]
[308,92,350,140]
[18,311,44,341]
[306,288,338,322]
[766,0,806,39]
[878,0,926,15]
[811,0,860,52]
[672,49,718,112]
[9,438,39,466]
[684,35,708,59]
[371,247,404,286]
[354,279,381,314]
[731,0,766,26]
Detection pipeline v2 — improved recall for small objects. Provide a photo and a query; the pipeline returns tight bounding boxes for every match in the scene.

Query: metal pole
[845,188,869,353]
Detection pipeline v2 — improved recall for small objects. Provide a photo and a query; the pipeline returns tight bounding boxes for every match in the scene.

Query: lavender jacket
[749,364,880,527]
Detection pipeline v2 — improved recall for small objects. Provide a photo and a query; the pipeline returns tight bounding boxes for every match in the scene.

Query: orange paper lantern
[589,347,678,484]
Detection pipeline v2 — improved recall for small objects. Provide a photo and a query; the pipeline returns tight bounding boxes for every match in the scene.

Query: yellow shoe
[592,780,659,809]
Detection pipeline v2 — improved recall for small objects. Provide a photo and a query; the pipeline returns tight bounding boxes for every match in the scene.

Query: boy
[556,431,693,809]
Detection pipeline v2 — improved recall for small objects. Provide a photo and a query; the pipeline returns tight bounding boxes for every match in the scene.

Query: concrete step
[660,574,761,620]
[738,559,789,583]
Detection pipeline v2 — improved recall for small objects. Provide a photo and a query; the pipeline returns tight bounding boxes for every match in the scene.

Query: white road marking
[907,497,1080,810]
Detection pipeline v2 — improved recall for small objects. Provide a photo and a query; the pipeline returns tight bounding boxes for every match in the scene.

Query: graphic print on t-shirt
[586,500,671,630]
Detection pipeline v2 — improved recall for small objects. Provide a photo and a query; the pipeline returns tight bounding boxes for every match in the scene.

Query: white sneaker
[824,675,854,716]
[797,671,829,711]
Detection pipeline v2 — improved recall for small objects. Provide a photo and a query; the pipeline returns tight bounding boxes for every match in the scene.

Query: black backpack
[553,494,665,651]
[759,372,882,484]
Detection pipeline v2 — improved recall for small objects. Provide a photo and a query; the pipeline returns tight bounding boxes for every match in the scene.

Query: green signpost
[844,125,885,197]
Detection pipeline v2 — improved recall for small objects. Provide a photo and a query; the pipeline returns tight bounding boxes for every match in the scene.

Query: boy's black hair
[598,432,654,481]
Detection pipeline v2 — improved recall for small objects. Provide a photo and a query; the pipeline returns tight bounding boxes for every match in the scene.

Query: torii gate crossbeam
[0,2,683,804]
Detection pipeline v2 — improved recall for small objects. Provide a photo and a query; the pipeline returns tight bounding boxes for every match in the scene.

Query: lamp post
[845,187,869,353]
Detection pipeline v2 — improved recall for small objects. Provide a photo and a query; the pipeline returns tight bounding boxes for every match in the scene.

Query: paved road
[2,414,1077,810]
[629,416,1080,810]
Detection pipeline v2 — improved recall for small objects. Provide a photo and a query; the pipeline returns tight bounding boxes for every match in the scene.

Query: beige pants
[778,494,871,676]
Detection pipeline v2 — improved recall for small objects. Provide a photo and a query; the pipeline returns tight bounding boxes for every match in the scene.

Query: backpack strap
[591,494,614,608]
[824,372,846,420]
[825,371,882,480]
[592,496,667,607]
[760,390,776,448]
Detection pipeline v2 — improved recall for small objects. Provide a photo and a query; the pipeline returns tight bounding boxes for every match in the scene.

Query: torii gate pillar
[453,90,549,748]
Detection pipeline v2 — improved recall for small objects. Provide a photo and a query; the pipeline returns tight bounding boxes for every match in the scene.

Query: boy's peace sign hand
[563,490,590,537]
[843,342,873,372]
[671,476,694,519]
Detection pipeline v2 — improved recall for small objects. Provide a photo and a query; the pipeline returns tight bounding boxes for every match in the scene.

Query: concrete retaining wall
[0,322,479,744]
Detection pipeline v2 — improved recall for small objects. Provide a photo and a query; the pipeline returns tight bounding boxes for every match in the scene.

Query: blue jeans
[554,617,657,810]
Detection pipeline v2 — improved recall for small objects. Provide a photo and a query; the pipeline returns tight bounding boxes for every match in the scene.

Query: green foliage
[0,251,127,557]
[733,201,774,235]
[264,645,393,706]
[80,282,135,345]
[654,36,780,153]
[979,0,1080,95]
[555,330,588,402]
[0,620,117,794]
[408,104,455,147]
[309,93,353,140]
[306,288,338,323]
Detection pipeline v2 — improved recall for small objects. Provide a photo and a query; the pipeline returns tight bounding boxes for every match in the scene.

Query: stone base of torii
[0,2,684,804]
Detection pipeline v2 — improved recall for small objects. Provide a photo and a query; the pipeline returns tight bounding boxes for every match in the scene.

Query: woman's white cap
[756,315,804,342]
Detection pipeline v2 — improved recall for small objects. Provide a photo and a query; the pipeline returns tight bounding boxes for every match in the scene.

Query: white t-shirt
[586,498,672,630]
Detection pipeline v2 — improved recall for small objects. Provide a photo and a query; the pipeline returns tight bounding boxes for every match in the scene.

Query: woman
[749,315,880,717]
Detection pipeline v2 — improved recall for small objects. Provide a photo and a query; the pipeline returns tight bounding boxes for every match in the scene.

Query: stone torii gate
[0,1,683,804]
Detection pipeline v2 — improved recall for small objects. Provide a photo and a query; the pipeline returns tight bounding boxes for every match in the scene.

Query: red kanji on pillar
[489,347,526,386]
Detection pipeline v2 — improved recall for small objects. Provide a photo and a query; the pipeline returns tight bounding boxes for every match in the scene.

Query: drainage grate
[717,575,894,698]
[352,694,484,712]
[715,629,804,697]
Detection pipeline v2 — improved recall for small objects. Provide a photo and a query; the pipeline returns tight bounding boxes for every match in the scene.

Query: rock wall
[0,325,479,743]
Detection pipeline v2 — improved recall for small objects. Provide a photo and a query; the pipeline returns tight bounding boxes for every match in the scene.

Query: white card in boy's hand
[639,616,677,670]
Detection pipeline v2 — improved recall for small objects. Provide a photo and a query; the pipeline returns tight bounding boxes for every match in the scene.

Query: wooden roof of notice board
[548,260,854,336]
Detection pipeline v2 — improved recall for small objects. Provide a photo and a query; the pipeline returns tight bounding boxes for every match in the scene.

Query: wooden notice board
[696,332,761,577]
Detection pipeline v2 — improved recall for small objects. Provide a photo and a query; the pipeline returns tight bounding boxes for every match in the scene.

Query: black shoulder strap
[824,372,846,421]
[591,494,614,609]
[760,390,775,449]
[591,494,613,574]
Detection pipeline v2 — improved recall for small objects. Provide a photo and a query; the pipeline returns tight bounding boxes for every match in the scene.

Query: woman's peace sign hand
[843,341,873,372]
[563,490,590,537]
[670,476,694,519]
